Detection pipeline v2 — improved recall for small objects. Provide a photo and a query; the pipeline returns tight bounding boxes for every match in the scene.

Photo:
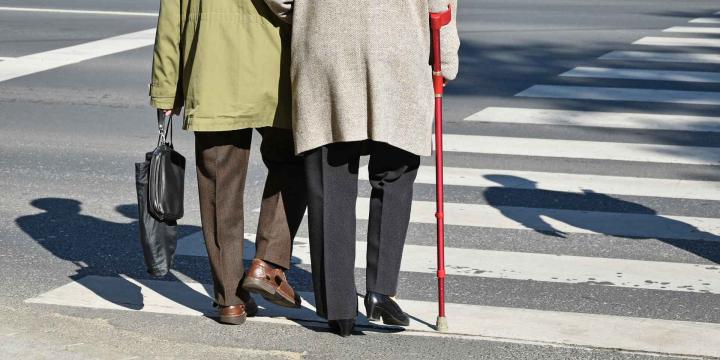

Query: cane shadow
[15,198,213,313]
[482,175,720,264]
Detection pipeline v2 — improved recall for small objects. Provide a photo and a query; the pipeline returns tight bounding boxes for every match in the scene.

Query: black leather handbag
[134,111,184,277]
[148,112,186,221]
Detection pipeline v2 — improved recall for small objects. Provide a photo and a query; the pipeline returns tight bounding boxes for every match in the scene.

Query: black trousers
[304,141,420,320]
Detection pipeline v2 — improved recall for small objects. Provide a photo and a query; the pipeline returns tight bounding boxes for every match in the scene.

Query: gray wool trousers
[304,141,420,320]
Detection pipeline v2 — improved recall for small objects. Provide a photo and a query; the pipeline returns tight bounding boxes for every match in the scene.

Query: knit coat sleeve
[149,0,183,110]
[429,0,460,80]
[262,0,294,23]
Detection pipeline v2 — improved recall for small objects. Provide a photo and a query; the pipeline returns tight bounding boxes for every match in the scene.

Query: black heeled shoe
[328,319,355,337]
[364,291,410,326]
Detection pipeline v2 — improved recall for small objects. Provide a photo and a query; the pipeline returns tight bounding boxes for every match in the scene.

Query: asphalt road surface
[2,1,720,359]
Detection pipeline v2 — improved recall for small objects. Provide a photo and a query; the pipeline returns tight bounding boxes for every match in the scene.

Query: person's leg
[365,141,420,296]
[254,127,307,268]
[195,129,254,310]
[305,142,361,320]
[243,127,307,308]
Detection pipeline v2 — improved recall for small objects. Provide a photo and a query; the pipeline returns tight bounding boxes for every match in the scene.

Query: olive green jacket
[150,0,292,131]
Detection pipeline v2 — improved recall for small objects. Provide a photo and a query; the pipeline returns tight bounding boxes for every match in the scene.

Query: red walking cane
[430,6,452,332]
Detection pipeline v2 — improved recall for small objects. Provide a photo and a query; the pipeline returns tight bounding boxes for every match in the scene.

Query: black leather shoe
[328,319,355,337]
[243,296,258,317]
[364,291,410,326]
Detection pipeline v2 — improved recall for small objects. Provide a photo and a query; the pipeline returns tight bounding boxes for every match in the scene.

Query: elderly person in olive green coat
[150,0,306,326]
[263,0,460,336]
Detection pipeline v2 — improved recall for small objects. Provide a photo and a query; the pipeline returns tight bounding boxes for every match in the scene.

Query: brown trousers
[195,128,306,307]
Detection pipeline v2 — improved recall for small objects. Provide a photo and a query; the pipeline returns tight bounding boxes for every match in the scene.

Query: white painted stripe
[665,26,720,34]
[517,85,720,106]
[464,107,720,133]
[0,6,157,17]
[26,275,720,357]
[362,198,720,242]
[689,17,720,24]
[599,51,720,64]
[441,134,720,165]
[0,57,14,61]
[634,37,720,48]
[361,165,720,200]
[176,232,720,293]
[561,66,720,83]
[0,28,156,83]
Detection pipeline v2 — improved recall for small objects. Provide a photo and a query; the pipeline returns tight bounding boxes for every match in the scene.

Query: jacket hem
[295,136,431,157]
[183,116,275,132]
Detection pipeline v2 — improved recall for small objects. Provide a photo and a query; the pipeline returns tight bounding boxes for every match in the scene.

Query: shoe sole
[218,314,247,325]
[381,312,410,327]
[366,305,410,327]
[242,277,301,309]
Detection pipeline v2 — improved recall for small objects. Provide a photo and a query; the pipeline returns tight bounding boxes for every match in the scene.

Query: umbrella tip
[436,316,448,332]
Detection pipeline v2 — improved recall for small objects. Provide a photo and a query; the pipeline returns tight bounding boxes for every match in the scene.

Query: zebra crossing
[633,36,720,48]
[690,18,720,24]
[438,134,720,164]
[561,66,720,83]
[167,233,720,293]
[24,8,720,359]
[600,50,720,63]
[0,28,157,83]
[518,85,720,105]
[465,107,720,132]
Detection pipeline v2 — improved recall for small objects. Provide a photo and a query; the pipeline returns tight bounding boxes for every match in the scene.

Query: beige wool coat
[263,0,460,156]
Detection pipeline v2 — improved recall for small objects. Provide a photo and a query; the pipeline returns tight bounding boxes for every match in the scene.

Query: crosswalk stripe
[665,26,720,34]
[440,134,720,165]
[689,17,720,24]
[360,165,720,200]
[25,275,720,357]
[463,107,720,133]
[517,85,720,106]
[356,198,720,242]
[0,6,157,17]
[175,232,720,294]
[634,37,720,48]
[0,28,156,83]
[598,51,720,64]
[561,66,720,83]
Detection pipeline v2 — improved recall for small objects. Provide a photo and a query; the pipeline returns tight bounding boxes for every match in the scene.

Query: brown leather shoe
[242,259,301,308]
[217,304,248,325]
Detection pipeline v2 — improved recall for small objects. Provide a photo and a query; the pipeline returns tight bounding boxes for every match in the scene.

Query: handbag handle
[156,110,174,147]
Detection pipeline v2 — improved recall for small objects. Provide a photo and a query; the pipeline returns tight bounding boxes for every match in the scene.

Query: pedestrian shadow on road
[15,198,216,313]
[14,197,387,333]
[482,175,720,264]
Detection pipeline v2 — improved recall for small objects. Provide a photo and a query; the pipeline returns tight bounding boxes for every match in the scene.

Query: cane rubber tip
[436,316,448,332]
